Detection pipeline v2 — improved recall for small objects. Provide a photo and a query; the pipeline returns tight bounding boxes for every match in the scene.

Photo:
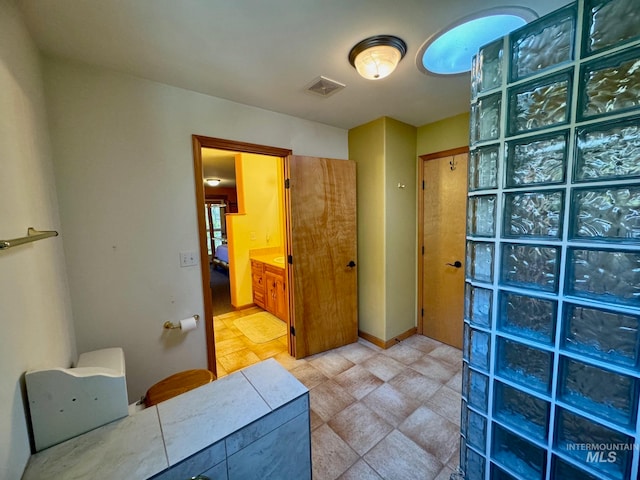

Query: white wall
[0,2,76,478]
[43,57,348,402]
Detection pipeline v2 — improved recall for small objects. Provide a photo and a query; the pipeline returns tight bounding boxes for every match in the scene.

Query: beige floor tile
[427,386,462,426]
[213,327,241,342]
[410,356,458,384]
[290,363,329,389]
[364,430,443,480]
[215,361,228,378]
[312,424,359,480]
[399,405,460,464]
[361,354,405,382]
[429,344,463,368]
[309,351,355,378]
[335,341,379,364]
[435,466,456,480]
[217,348,261,373]
[251,338,287,360]
[273,351,306,370]
[382,344,425,365]
[446,370,463,393]
[215,336,249,357]
[333,365,384,400]
[310,408,325,431]
[310,380,356,422]
[338,459,383,480]
[362,383,420,427]
[388,368,443,402]
[401,334,442,353]
[328,402,393,456]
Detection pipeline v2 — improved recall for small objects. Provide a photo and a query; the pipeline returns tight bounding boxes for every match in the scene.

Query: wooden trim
[358,327,418,350]
[192,135,292,373]
[419,146,469,161]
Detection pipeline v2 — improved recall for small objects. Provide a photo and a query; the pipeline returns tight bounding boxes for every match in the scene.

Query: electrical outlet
[250,231,256,241]
[179,251,198,267]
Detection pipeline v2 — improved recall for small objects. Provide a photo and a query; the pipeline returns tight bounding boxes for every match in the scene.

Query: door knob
[347,260,356,268]
[446,261,462,268]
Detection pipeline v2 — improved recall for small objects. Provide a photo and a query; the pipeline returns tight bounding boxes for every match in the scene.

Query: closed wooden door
[286,155,358,358]
[422,152,468,349]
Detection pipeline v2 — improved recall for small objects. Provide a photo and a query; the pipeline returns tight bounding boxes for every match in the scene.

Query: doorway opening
[192,135,293,376]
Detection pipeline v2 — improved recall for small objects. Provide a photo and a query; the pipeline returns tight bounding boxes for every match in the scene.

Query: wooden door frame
[191,135,292,373]
[417,146,469,335]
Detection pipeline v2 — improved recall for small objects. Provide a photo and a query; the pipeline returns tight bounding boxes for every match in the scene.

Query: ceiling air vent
[305,76,346,97]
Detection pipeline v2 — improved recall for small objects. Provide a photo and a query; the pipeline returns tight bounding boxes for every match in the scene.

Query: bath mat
[234,312,286,344]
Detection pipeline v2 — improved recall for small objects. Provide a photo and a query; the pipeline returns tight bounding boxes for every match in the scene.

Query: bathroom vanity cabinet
[251,258,287,321]
[22,359,310,480]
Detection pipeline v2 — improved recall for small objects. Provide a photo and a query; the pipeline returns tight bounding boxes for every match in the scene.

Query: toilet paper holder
[163,314,200,330]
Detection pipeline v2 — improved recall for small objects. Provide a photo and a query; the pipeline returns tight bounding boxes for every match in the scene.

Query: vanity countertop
[250,253,286,269]
[22,359,308,480]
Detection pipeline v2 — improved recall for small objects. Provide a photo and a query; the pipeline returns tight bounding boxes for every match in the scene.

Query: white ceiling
[18,0,567,130]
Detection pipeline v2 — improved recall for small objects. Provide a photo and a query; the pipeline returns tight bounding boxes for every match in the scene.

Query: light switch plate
[180,251,198,267]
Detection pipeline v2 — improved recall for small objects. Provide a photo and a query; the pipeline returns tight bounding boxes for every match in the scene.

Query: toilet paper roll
[179,317,198,332]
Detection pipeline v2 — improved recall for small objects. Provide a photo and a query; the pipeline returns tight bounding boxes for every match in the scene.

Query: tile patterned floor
[214,310,462,480]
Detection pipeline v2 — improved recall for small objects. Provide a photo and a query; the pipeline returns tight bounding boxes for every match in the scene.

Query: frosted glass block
[555,407,633,479]
[477,39,503,93]
[468,367,489,413]
[492,424,546,479]
[471,54,479,100]
[477,93,502,142]
[465,284,492,328]
[498,292,557,344]
[467,195,497,237]
[491,465,517,480]
[585,0,640,55]
[466,241,494,283]
[469,145,499,191]
[567,248,640,306]
[462,362,470,399]
[505,131,567,187]
[503,190,564,238]
[497,337,552,394]
[466,447,486,480]
[510,4,575,80]
[470,103,480,145]
[571,185,640,241]
[467,409,487,452]
[559,356,638,427]
[501,244,560,293]
[563,303,640,368]
[461,400,468,436]
[494,381,550,441]
[469,328,491,372]
[580,48,640,120]
[552,456,600,480]
[463,322,470,361]
[508,71,571,135]
[575,115,640,182]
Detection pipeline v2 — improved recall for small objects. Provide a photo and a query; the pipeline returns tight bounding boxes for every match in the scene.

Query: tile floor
[214,310,462,480]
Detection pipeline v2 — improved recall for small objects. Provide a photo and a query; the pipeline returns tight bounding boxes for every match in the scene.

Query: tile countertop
[22,359,308,480]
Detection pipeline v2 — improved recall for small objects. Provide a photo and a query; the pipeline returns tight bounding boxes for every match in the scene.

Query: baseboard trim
[358,327,418,350]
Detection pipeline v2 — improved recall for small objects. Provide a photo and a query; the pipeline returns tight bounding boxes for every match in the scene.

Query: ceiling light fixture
[205,178,221,187]
[349,35,407,80]
[417,7,537,76]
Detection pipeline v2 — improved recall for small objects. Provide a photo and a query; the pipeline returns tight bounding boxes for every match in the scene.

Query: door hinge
[285,178,290,189]
[288,254,293,264]
[422,245,425,255]
[421,308,424,317]
[422,180,425,190]
[290,326,296,336]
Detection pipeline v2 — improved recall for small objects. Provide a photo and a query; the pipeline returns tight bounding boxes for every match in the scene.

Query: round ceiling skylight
[417,7,538,76]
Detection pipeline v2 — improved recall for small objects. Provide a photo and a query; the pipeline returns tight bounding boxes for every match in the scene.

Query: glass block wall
[463,0,640,478]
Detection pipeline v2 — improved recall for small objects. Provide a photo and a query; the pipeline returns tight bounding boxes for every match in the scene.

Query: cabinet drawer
[253,290,265,308]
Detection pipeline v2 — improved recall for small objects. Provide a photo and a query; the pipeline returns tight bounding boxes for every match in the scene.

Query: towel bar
[0,228,58,251]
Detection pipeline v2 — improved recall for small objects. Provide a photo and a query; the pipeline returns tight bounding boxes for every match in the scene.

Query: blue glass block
[465,283,492,328]
[460,436,467,469]
[510,3,576,81]
[501,244,560,293]
[467,195,497,237]
[491,424,546,479]
[579,47,640,120]
[462,362,470,399]
[476,93,502,143]
[469,328,491,373]
[508,70,572,135]
[555,407,633,479]
[571,185,640,242]
[562,303,640,368]
[566,248,640,307]
[584,0,640,55]
[491,464,518,480]
[468,367,489,413]
[461,400,469,436]
[463,322,470,362]
[494,381,549,442]
[467,409,487,452]
[469,145,499,191]
[498,291,556,344]
[503,190,564,239]
[466,447,486,480]
[505,130,568,187]
[466,241,494,283]
[497,337,553,394]
[552,456,601,480]
[575,115,640,182]
[478,38,503,93]
[470,103,480,145]
[559,356,638,427]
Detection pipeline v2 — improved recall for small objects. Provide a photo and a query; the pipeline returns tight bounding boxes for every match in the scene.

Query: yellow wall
[417,112,470,156]
[227,153,284,307]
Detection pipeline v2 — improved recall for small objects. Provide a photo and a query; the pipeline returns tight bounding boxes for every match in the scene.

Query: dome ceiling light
[205,178,221,187]
[349,35,407,80]
[417,7,537,76]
